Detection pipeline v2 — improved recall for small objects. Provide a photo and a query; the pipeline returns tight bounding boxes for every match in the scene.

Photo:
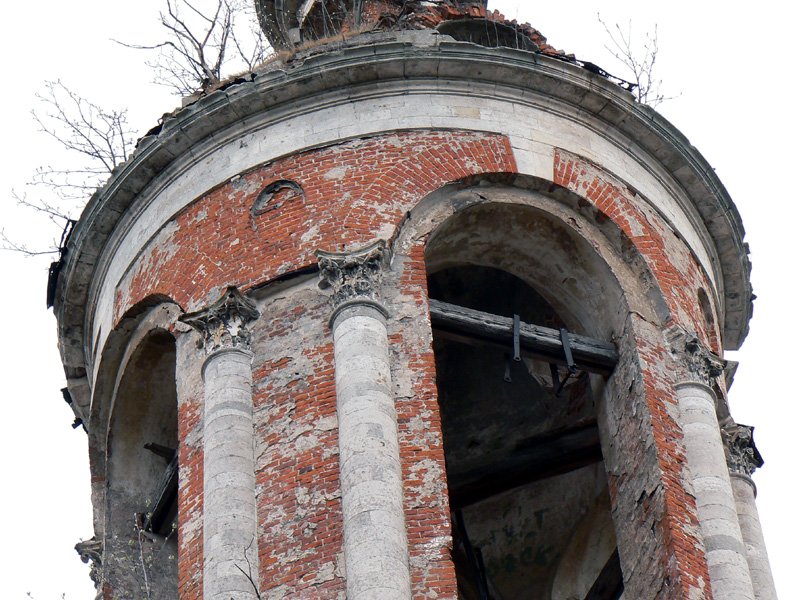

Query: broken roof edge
[54,30,752,388]
[253,0,564,55]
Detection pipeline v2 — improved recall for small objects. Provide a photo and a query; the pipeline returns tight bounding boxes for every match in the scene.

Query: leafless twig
[234,536,262,599]
[33,80,132,183]
[115,0,272,95]
[2,81,131,256]
[134,516,153,600]
[0,191,74,256]
[598,14,678,106]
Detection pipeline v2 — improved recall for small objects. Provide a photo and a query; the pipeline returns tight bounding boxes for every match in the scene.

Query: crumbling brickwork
[554,149,722,352]
[111,131,726,598]
[114,131,516,320]
[56,15,770,599]
[175,335,205,599]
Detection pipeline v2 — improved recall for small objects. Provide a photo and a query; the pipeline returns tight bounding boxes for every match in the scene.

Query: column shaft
[730,474,777,600]
[676,382,755,600]
[181,287,261,600]
[333,306,411,600]
[203,348,260,600]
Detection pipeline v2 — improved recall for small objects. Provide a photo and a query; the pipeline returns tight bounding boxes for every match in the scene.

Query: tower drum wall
[55,30,765,600]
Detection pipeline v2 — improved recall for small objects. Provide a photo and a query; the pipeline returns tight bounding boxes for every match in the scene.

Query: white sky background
[0,1,797,597]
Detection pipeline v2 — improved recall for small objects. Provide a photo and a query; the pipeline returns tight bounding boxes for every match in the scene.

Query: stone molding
[75,537,103,594]
[668,328,724,387]
[316,240,390,324]
[180,287,260,355]
[723,424,764,477]
[57,34,754,396]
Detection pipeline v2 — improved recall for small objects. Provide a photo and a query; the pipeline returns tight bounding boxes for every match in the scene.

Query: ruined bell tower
[55,1,776,598]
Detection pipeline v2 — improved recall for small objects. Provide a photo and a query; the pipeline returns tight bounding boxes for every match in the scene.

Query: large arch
[387,176,702,599]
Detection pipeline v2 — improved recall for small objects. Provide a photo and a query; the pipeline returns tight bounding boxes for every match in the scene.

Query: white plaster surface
[332,309,411,600]
[676,382,755,600]
[203,348,260,600]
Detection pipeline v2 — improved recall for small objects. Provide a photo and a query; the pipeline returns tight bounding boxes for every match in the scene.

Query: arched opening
[425,200,623,599]
[104,329,179,598]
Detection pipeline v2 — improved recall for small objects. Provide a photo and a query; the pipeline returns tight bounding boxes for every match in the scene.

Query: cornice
[54,31,752,383]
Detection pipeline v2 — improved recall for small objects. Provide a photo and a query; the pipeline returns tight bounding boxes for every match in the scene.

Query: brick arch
[92,297,184,467]
[89,297,185,598]
[113,129,517,323]
[553,148,722,354]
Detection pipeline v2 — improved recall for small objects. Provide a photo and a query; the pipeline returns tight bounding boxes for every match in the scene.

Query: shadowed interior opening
[425,202,623,600]
[106,330,179,597]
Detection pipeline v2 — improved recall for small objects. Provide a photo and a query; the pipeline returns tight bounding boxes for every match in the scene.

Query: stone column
[181,287,261,600]
[316,240,412,600]
[724,424,777,600]
[671,332,755,600]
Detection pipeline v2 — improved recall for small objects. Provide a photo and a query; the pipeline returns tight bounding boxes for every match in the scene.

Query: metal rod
[560,328,577,374]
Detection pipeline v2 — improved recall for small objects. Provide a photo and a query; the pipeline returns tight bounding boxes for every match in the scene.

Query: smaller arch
[88,296,184,598]
[90,297,183,447]
[104,327,179,597]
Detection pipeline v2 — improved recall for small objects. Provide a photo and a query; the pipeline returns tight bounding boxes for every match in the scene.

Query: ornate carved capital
[668,328,724,386]
[75,537,103,589]
[723,424,764,476]
[316,240,389,321]
[180,287,259,354]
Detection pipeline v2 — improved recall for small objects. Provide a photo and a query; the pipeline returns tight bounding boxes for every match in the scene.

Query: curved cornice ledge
[54,30,752,384]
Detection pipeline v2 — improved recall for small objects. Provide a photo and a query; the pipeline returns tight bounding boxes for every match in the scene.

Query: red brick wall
[115,130,515,321]
[635,335,711,598]
[392,241,459,597]
[251,294,345,597]
[554,148,721,353]
[554,149,715,598]
[111,131,722,598]
[177,386,204,599]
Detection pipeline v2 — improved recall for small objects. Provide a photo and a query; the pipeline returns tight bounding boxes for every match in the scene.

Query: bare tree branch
[234,536,262,599]
[115,0,273,96]
[7,0,273,257]
[33,81,131,168]
[0,229,61,256]
[598,14,679,107]
[2,82,132,256]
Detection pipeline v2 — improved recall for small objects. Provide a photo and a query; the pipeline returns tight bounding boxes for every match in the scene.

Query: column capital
[180,287,259,355]
[75,537,103,592]
[723,423,764,477]
[668,328,724,387]
[316,240,389,323]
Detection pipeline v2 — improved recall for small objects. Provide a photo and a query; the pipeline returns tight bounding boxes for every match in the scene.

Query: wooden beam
[448,421,603,509]
[585,549,624,600]
[145,454,178,536]
[428,299,618,374]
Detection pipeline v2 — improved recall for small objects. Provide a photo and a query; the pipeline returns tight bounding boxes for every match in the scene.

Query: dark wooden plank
[428,299,618,374]
[448,421,603,509]
[145,454,179,536]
